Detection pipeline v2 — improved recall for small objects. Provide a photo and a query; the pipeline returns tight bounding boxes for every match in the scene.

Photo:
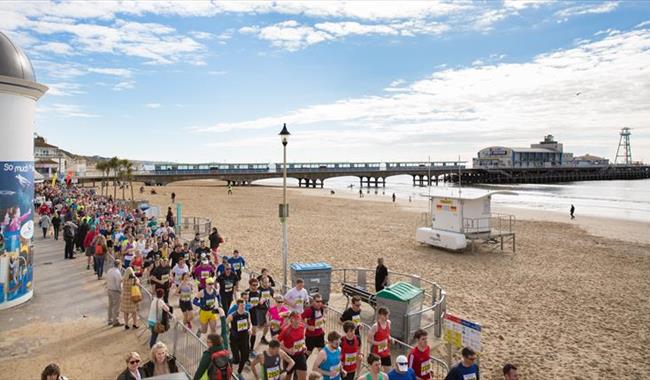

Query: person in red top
[367,306,392,372]
[302,293,326,357]
[84,226,98,272]
[131,251,144,278]
[408,329,431,380]
[38,203,50,216]
[278,311,308,380]
[340,321,362,380]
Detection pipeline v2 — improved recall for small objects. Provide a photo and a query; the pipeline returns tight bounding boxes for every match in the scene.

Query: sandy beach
[141,180,650,379]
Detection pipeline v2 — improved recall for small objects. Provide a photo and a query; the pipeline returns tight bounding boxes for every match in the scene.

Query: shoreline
[291,186,650,245]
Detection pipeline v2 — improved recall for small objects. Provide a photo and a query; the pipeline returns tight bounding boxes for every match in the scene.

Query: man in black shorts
[339,295,363,346]
[302,294,326,357]
[246,278,263,355]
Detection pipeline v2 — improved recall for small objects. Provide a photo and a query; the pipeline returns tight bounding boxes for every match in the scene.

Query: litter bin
[290,262,332,303]
[376,281,424,341]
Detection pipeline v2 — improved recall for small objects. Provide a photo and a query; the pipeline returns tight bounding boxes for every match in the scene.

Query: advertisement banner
[0,161,34,306]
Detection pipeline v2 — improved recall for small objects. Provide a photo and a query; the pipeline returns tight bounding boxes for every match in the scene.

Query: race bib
[315,316,325,328]
[351,314,361,326]
[295,298,303,306]
[344,353,357,365]
[205,298,215,308]
[266,366,281,380]
[421,360,431,374]
[377,340,388,353]
[330,363,341,375]
[160,274,169,283]
[233,263,241,270]
[237,319,248,332]
[201,271,209,278]
[180,293,191,301]
[225,281,233,291]
[271,319,281,331]
[262,290,272,300]
[462,374,477,380]
[250,297,260,306]
[293,339,306,351]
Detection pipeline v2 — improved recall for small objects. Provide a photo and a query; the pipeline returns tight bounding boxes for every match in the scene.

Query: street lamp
[279,123,290,289]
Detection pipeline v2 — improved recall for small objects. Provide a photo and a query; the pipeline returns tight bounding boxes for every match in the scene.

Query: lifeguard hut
[416,190,516,252]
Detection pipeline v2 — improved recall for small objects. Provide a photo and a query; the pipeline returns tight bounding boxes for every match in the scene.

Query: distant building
[473,135,564,168]
[34,135,65,176]
[570,154,609,167]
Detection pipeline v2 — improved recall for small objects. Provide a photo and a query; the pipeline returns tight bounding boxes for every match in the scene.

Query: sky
[2,0,649,165]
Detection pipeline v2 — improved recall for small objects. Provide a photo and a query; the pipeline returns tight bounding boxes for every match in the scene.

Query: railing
[324,305,449,379]
[463,213,515,235]
[177,216,212,239]
[328,268,447,338]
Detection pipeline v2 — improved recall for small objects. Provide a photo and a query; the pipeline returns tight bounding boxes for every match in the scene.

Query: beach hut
[416,190,516,251]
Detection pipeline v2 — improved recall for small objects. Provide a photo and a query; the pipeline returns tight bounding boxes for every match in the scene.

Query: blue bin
[290,262,332,303]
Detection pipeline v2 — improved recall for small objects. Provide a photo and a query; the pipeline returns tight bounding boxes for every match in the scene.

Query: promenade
[0,236,148,379]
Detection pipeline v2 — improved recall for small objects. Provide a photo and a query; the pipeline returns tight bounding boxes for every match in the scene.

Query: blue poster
[0,161,34,305]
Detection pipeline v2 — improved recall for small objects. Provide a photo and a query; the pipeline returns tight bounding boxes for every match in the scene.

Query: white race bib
[421,360,431,374]
[250,297,260,306]
[377,340,388,353]
[237,319,248,332]
[344,353,357,365]
[351,314,361,326]
[266,366,281,380]
[293,339,306,351]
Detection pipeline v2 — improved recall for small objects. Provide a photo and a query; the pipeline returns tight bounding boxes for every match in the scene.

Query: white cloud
[240,20,334,51]
[555,1,619,23]
[46,82,85,96]
[88,67,132,77]
[208,70,228,75]
[636,20,650,29]
[113,80,135,91]
[33,41,75,55]
[472,59,484,66]
[503,0,554,11]
[194,28,650,162]
[38,103,99,118]
[145,103,161,109]
[189,31,215,40]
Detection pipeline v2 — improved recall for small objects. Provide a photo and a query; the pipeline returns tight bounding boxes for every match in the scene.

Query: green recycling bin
[376,281,424,341]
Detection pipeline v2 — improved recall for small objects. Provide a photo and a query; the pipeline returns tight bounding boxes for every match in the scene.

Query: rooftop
[0,32,36,82]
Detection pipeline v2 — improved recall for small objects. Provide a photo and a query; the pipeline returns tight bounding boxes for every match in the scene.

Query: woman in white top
[148,288,170,348]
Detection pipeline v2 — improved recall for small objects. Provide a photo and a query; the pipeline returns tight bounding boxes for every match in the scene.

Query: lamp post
[279,123,291,289]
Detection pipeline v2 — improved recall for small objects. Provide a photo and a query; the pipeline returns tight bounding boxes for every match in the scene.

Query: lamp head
[279,123,290,146]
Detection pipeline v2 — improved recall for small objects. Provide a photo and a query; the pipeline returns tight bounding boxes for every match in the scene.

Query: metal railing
[463,213,515,235]
[327,268,447,338]
[178,216,212,239]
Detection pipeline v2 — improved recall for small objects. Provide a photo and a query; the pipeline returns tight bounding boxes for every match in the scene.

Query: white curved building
[473,135,565,168]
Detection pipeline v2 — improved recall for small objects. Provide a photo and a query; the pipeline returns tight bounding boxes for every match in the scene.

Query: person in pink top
[267,294,290,338]
[193,254,215,290]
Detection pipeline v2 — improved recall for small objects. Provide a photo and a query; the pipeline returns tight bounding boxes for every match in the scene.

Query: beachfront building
[570,154,610,167]
[473,135,564,169]
[34,135,65,176]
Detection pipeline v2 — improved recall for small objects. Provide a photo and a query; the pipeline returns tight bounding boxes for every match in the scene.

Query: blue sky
[2,1,649,164]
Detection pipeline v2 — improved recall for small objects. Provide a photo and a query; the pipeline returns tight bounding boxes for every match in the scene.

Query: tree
[95,161,108,196]
[108,156,120,200]
[120,159,134,201]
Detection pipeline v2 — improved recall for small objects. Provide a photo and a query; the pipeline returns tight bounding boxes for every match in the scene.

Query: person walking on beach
[392,193,396,203]
[107,259,124,327]
[443,347,479,380]
[570,204,575,220]
[228,184,233,195]
[171,192,176,204]
[63,220,77,259]
[359,189,363,198]
[375,258,388,292]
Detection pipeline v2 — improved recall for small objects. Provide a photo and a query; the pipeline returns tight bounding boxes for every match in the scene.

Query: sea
[255,176,650,223]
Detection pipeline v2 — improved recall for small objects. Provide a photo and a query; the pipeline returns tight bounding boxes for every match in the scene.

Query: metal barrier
[178,216,212,239]
[329,268,447,338]
[323,305,449,379]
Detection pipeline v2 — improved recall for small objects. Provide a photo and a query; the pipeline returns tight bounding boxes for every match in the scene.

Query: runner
[216,256,231,277]
[193,254,215,291]
[217,264,239,311]
[177,273,195,329]
[228,249,246,280]
[228,291,252,315]
[267,295,290,338]
[313,331,343,380]
[251,339,295,380]
[194,277,221,337]
[407,330,431,380]
[302,293,326,357]
[171,256,190,291]
[150,254,172,304]
[356,354,388,380]
[227,298,253,377]
[258,276,275,345]
[247,277,264,354]
[368,307,392,372]
[278,311,308,380]
[339,296,363,345]
[284,278,309,313]
[340,321,362,380]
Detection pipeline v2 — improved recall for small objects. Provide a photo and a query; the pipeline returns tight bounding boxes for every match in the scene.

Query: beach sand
[141,180,650,379]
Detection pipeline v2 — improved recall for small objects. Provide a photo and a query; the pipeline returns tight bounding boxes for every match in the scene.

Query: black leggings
[230,333,250,374]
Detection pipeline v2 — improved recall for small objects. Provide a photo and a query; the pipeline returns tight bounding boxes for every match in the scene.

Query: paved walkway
[1,236,109,330]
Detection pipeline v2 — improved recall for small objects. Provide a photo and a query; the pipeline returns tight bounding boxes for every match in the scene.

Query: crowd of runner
[34,183,518,380]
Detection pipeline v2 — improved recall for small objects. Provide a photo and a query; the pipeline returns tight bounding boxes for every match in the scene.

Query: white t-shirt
[172,263,190,285]
[284,287,310,313]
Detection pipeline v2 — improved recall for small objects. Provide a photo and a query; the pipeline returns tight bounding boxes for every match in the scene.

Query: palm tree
[95,161,107,196]
[108,156,120,200]
[122,159,135,201]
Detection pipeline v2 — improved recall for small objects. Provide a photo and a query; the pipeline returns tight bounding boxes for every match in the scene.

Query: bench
[342,283,377,309]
